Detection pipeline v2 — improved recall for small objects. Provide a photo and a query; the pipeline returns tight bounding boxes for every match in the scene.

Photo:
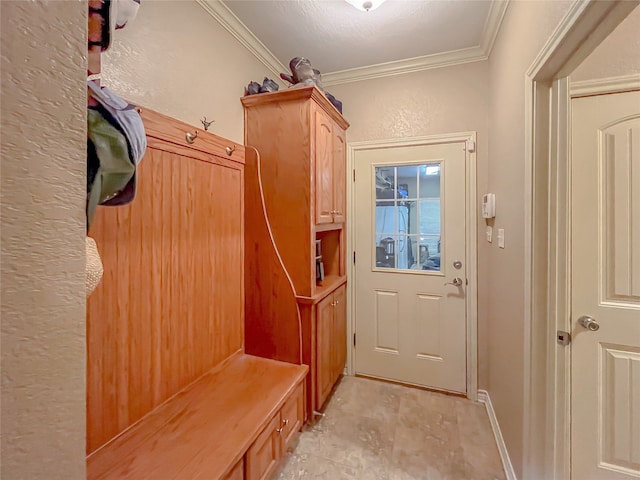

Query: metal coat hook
[185,131,198,144]
[200,116,215,131]
[225,145,237,156]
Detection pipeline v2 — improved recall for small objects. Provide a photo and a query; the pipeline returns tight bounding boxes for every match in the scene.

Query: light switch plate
[498,228,505,248]
[486,226,493,242]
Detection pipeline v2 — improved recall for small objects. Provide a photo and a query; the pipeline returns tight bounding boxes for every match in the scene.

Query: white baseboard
[477,389,517,480]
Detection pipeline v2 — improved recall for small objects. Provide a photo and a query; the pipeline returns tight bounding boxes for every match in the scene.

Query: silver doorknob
[578,315,599,331]
[445,277,463,287]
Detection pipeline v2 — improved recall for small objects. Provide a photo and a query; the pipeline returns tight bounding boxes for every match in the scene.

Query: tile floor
[276,376,506,480]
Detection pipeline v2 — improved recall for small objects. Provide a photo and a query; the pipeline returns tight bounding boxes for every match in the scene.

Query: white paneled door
[571,91,640,479]
[353,142,467,393]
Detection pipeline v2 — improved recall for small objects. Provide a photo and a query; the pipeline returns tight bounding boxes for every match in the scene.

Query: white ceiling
[198,0,508,85]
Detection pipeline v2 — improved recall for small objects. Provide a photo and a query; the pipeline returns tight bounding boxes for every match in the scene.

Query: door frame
[523,1,638,478]
[346,131,478,401]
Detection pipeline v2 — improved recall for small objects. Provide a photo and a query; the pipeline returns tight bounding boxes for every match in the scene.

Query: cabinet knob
[276,427,283,433]
[282,419,289,426]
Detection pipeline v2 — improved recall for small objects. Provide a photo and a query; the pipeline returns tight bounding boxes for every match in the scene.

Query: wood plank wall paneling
[87,136,245,454]
[244,147,302,365]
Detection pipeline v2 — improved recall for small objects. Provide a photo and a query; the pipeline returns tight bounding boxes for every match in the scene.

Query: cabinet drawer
[246,415,280,480]
[280,382,304,449]
[223,458,244,480]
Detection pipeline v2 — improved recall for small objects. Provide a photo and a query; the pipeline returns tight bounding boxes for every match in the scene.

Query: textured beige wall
[1,1,87,478]
[572,5,640,82]
[102,0,282,144]
[486,1,573,477]
[329,61,491,389]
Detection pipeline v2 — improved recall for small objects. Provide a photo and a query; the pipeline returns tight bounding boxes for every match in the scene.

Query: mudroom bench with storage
[87,353,307,480]
[86,108,308,480]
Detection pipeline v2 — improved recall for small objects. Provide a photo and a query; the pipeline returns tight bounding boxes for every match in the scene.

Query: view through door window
[374,163,442,272]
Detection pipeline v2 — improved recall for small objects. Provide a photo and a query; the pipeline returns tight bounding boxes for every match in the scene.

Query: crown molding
[322,46,488,86]
[196,0,286,78]
[320,0,508,86]
[200,0,509,87]
[570,73,640,97]
[480,0,509,57]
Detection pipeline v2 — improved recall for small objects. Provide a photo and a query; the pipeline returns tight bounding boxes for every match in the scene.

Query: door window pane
[374,163,441,272]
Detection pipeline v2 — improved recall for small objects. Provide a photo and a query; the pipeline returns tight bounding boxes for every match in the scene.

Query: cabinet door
[332,129,346,224]
[315,293,335,408]
[246,415,281,480]
[332,285,347,382]
[314,109,334,225]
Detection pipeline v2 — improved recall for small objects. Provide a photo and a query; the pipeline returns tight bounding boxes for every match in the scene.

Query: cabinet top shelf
[296,275,347,305]
[241,86,350,130]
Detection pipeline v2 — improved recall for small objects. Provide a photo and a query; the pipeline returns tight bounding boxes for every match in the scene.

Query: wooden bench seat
[87,353,308,480]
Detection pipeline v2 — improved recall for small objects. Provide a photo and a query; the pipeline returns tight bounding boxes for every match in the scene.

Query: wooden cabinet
[314,108,334,225]
[316,285,347,409]
[242,86,349,299]
[246,383,305,480]
[314,107,346,225]
[316,293,334,406]
[242,86,350,417]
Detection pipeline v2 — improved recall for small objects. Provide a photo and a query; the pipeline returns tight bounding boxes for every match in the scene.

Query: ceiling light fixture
[345,0,386,12]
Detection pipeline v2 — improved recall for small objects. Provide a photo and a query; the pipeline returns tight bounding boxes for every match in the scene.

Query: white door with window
[571,91,640,479]
[353,142,467,393]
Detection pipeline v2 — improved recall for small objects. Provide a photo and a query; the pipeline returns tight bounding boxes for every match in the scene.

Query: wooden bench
[86,108,309,479]
[87,353,308,480]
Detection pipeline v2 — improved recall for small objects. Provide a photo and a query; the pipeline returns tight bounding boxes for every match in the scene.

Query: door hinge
[353,332,356,346]
[465,140,476,153]
[557,330,571,346]
[353,251,356,264]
